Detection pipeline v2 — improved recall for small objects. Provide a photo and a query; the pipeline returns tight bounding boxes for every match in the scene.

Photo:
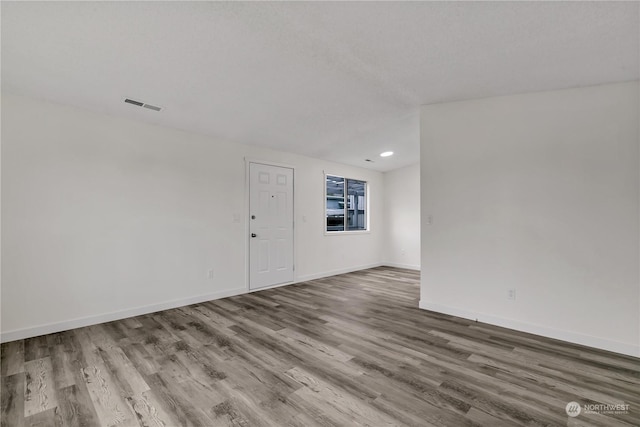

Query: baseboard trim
[249,263,386,292]
[295,263,383,283]
[419,301,639,358]
[1,287,247,343]
[1,264,387,343]
[382,262,420,271]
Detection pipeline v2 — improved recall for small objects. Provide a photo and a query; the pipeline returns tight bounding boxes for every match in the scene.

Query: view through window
[326,175,367,232]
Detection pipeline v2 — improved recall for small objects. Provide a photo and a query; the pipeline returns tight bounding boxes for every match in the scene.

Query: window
[326,175,367,232]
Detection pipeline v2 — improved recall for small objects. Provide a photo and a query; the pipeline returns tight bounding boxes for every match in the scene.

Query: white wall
[1,93,385,341]
[383,163,420,269]
[420,81,639,357]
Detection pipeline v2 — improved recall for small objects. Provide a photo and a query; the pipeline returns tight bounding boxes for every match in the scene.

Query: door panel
[258,240,270,272]
[249,163,294,289]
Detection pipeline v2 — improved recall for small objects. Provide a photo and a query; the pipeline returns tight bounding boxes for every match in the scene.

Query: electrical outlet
[507,289,516,300]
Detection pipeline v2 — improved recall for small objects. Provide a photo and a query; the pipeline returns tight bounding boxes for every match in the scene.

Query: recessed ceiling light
[380,151,394,157]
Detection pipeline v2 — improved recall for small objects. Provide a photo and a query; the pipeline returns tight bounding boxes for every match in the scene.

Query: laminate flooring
[1,267,639,426]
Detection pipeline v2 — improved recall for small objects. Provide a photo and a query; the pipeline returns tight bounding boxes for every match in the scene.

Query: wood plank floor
[2,267,639,426]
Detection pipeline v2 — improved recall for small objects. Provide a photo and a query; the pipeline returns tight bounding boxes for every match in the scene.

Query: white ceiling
[2,2,638,172]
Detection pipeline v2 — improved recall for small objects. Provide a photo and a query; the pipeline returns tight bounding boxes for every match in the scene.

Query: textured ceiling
[2,2,638,171]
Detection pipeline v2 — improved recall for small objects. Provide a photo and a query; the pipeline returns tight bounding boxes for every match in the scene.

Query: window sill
[324,230,370,236]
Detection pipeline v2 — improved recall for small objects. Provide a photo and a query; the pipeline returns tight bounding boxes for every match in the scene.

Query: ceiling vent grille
[124,98,143,106]
[124,98,162,111]
[143,104,161,111]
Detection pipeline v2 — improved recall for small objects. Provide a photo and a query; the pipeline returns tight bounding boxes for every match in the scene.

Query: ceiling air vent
[124,98,162,112]
[143,104,161,111]
[124,98,144,107]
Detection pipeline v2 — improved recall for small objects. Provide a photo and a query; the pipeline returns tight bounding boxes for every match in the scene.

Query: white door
[249,162,294,290]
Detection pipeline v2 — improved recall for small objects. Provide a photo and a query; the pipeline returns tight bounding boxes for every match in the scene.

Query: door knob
[251,233,257,238]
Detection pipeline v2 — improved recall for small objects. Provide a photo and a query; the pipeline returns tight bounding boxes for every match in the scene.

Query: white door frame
[244,158,296,291]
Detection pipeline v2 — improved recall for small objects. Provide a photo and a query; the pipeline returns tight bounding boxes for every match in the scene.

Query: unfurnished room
[1,2,639,426]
